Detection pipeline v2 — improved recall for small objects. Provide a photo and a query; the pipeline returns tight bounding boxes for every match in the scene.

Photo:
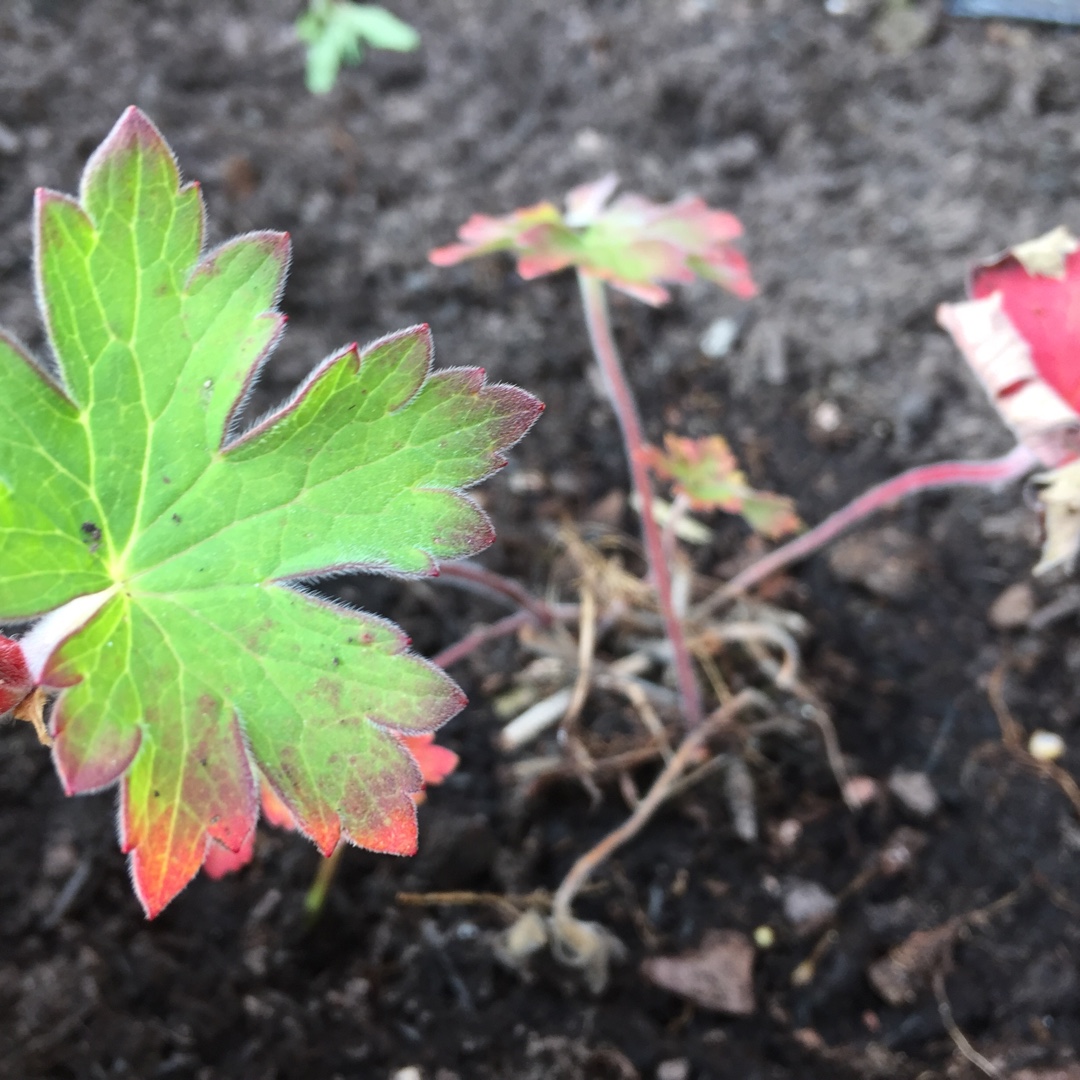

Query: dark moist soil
[3,1,1080,1077]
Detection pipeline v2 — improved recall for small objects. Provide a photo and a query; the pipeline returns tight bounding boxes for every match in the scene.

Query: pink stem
[436,560,557,624]
[577,271,705,729]
[701,442,1040,614]
[432,609,539,669]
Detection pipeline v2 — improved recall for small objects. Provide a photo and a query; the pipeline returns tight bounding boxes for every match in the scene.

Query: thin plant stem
[933,970,1002,1078]
[432,609,537,669]
[550,689,763,928]
[436,560,559,624]
[559,585,597,740]
[696,442,1040,618]
[433,602,579,669]
[577,270,705,729]
[304,841,345,921]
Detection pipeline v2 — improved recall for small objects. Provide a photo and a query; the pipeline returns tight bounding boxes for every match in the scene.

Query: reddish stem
[432,609,540,669]
[436,560,556,624]
[577,271,705,729]
[699,443,1040,615]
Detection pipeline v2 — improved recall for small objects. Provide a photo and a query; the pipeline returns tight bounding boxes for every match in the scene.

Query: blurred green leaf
[297,1,420,94]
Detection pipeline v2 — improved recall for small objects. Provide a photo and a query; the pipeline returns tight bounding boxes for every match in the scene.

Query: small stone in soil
[827,526,927,602]
[843,775,881,809]
[988,581,1037,629]
[0,122,22,155]
[868,921,959,1006]
[656,1059,691,1080]
[888,770,940,819]
[699,317,740,359]
[877,827,929,876]
[774,818,802,849]
[1028,729,1066,762]
[781,879,838,932]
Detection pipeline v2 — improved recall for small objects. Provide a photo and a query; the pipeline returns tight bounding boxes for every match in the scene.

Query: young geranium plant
[431,178,801,987]
[432,175,758,732]
[701,225,1080,610]
[0,108,540,917]
[429,189,1078,990]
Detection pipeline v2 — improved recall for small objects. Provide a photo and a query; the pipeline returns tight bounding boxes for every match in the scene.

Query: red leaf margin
[430,174,757,307]
[202,733,460,879]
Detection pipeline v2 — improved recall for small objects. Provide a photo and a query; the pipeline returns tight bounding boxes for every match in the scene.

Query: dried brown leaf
[641,929,756,1015]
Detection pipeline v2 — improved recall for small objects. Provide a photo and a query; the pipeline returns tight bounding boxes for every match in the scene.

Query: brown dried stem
[550,689,766,929]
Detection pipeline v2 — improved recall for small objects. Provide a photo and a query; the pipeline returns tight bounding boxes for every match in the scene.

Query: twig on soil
[560,585,598,739]
[695,621,801,690]
[691,642,734,706]
[509,742,669,790]
[499,649,656,752]
[42,854,93,928]
[867,887,1020,1006]
[558,586,607,804]
[609,675,673,761]
[396,889,552,922]
[933,970,1002,1078]
[793,693,854,807]
[499,686,576,752]
[1032,871,1080,918]
[617,770,641,810]
[987,660,1080,819]
[420,919,476,1011]
[791,929,840,988]
[433,596,579,670]
[662,750,736,804]
[550,690,767,934]
[793,828,930,986]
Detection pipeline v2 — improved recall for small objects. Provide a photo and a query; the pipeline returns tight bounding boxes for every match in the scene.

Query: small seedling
[433,178,807,986]
[0,108,539,916]
[643,434,801,540]
[433,174,758,733]
[297,0,420,94]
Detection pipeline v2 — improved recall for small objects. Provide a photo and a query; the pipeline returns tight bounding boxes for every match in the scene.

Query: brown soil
[2,1,1080,1077]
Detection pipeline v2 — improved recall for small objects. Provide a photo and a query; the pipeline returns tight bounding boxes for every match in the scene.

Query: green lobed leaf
[430,174,757,306]
[643,434,801,539]
[0,107,540,916]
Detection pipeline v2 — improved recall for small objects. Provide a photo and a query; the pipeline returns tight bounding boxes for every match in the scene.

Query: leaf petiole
[695,442,1041,617]
[577,270,705,729]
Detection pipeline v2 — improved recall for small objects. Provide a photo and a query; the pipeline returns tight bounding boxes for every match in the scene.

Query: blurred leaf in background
[296,1,420,94]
